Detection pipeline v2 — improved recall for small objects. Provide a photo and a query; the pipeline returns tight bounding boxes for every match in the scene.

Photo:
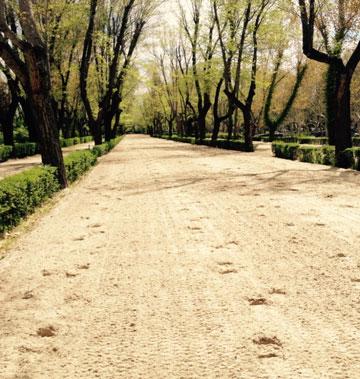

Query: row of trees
[139,0,360,164]
[0,0,158,186]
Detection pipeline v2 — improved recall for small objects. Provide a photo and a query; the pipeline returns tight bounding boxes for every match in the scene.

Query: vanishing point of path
[1,135,360,378]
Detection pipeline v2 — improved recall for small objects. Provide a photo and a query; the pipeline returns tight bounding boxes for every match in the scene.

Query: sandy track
[1,135,360,378]
[0,142,95,180]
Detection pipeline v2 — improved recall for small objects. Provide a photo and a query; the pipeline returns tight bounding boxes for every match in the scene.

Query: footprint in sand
[65,272,79,278]
[42,269,52,277]
[22,291,34,300]
[219,268,238,275]
[248,298,269,306]
[269,288,287,295]
[37,326,57,338]
[88,223,102,229]
[76,263,90,270]
[258,353,279,359]
[188,226,202,231]
[73,236,86,241]
[217,261,233,267]
[253,335,282,347]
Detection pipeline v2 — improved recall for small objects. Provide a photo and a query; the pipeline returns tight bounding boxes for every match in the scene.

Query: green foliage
[155,135,251,152]
[60,136,93,147]
[91,136,124,157]
[0,167,60,234]
[63,150,97,183]
[271,142,360,170]
[298,146,324,164]
[216,139,251,152]
[271,142,300,160]
[171,136,196,144]
[298,137,328,145]
[322,146,336,166]
[353,137,360,147]
[12,143,38,158]
[80,136,93,144]
[14,126,30,143]
[0,136,125,234]
[0,145,13,162]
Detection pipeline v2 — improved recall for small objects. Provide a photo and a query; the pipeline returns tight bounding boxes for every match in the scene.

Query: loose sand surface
[1,135,360,378]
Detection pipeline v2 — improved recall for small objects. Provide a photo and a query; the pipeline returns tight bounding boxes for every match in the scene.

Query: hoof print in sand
[248,298,268,306]
[258,353,279,359]
[73,236,85,241]
[76,263,90,270]
[37,326,57,338]
[219,268,238,275]
[217,261,233,267]
[66,272,79,278]
[253,335,282,347]
[22,291,34,300]
[269,288,286,295]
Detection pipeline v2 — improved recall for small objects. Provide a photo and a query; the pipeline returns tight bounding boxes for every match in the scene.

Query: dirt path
[1,135,360,378]
[0,142,94,180]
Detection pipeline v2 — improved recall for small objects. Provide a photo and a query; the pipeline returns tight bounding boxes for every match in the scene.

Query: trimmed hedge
[12,143,38,158]
[172,136,196,144]
[60,136,92,148]
[272,142,360,171]
[0,137,93,162]
[155,135,252,152]
[0,145,13,162]
[0,166,60,233]
[271,142,300,160]
[298,145,325,164]
[92,136,124,157]
[0,135,124,234]
[64,150,97,183]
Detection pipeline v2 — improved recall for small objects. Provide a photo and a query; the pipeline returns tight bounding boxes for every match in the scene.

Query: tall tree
[298,0,360,162]
[0,0,67,187]
[264,49,308,141]
[224,0,273,151]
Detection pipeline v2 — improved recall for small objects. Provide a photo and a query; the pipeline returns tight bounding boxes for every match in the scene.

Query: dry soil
[1,135,360,378]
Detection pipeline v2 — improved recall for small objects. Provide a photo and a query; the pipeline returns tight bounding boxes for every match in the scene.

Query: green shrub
[0,145,13,162]
[64,150,97,183]
[91,136,124,158]
[12,143,38,158]
[321,146,336,166]
[0,166,60,233]
[272,142,299,160]
[353,137,360,147]
[298,145,324,164]
[199,139,216,147]
[171,136,195,144]
[80,136,93,144]
[92,144,109,157]
[14,126,30,143]
[337,147,360,170]
[0,136,124,234]
[298,137,328,145]
[354,148,360,171]
[215,139,250,151]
